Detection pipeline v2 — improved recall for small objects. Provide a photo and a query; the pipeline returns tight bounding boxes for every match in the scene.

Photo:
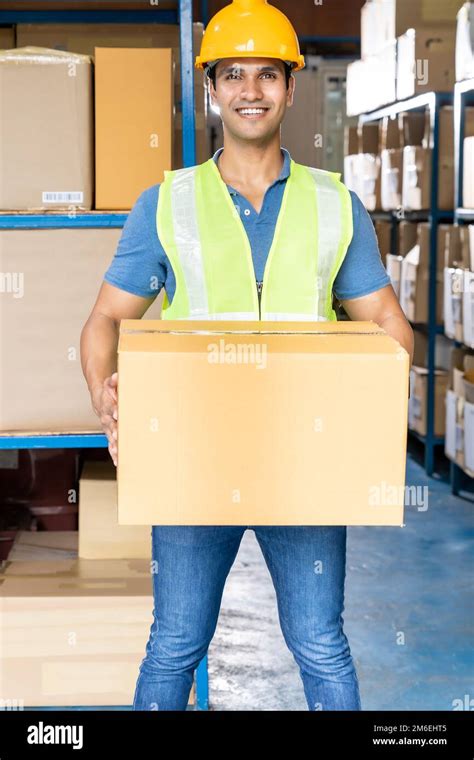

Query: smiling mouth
[235,107,270,118]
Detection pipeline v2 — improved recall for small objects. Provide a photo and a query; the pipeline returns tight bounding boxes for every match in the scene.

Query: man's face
[209,57,295,143]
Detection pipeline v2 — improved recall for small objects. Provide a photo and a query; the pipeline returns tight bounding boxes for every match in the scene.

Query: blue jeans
[133,525,361,711]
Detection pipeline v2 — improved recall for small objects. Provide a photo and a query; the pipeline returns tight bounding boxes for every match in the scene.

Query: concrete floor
[207,451,474,710]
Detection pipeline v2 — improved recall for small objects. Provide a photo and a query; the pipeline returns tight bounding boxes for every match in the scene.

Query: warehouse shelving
[0,0,208,711]
[359,91,453,477]
[449,77,474,499]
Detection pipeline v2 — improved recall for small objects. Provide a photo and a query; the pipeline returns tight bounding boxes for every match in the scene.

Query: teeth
[238,108,266,115]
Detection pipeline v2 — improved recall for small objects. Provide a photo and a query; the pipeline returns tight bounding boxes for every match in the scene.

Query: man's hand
[93,372,119,466]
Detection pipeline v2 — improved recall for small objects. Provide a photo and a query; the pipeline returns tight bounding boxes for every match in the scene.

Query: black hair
[208,61,293,90]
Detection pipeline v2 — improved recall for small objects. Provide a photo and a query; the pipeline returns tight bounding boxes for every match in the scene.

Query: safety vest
[156,156,353,321]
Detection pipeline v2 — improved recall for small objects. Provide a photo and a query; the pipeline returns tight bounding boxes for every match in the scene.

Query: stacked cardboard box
[0,531,196,707]
[445,349,474,473]
[0,229,163,434]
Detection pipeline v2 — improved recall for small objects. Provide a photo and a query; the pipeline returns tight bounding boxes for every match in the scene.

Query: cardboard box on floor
[95,47,174,210]
[0,228,163,433]
[0,531,195,708]
[79,461,151,559]
[117,319,409,527]
[0,47,93,211]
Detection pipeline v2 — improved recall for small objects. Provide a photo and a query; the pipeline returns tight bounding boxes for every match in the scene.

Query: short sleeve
[332,190,391,301]
[103,184,166,299]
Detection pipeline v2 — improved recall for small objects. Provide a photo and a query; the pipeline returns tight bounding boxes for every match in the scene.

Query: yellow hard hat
[195,0,305,73]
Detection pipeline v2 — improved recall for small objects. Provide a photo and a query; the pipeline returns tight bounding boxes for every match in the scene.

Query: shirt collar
[212,147,291,195]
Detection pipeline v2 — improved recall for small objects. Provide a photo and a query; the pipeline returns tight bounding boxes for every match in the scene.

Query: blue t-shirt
[103,147,390,303]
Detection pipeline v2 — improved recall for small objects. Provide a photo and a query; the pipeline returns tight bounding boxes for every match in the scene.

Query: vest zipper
[256,280,263,319]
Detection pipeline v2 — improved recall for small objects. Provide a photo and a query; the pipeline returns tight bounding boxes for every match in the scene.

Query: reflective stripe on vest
[156,157,353,321]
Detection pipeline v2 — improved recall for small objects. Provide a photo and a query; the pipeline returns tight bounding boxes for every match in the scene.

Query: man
[81,0,413,711]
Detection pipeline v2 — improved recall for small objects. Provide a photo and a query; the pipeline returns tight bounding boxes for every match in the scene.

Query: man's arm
[80,281,157,464]
[341,283,415,367]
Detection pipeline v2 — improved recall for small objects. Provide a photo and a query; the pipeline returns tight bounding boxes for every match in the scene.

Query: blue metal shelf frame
[451,79,474,498]
[361,92,453,476]
[0,0,207,711]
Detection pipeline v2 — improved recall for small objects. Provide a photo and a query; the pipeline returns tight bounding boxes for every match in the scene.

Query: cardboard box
[398,111,427,147]
[411,329,452,369]
[344,153,381,210]
[358,154,382,211]
[381,148,404,209]
[456,2,474,81]
[408,366,449,436]
[344,125,359,156]
[400,223,446,324]
[465,399,474,471]
[443,224,463,268]
[444,267,465,340]
[0,47,93,211]
[386,254,404,298]
[399,221,419,256]
[0,229,164,433]
[463,136,474,208]
[95,48,174,210]
[380,114,401,151]
[445,349,474,470]
[374,219,392,266]
[460,225,474,270]
[361,0,380,59]
[79,461,151,559]
[0,26,14,48]
[397,26,456,100]
[346,40,396,116]
[359,122,380,154]
[445,388,465,464]
[401,107,454,211]
[117,319,409,527]
[463,269,474,346]
[0,531,195,707]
